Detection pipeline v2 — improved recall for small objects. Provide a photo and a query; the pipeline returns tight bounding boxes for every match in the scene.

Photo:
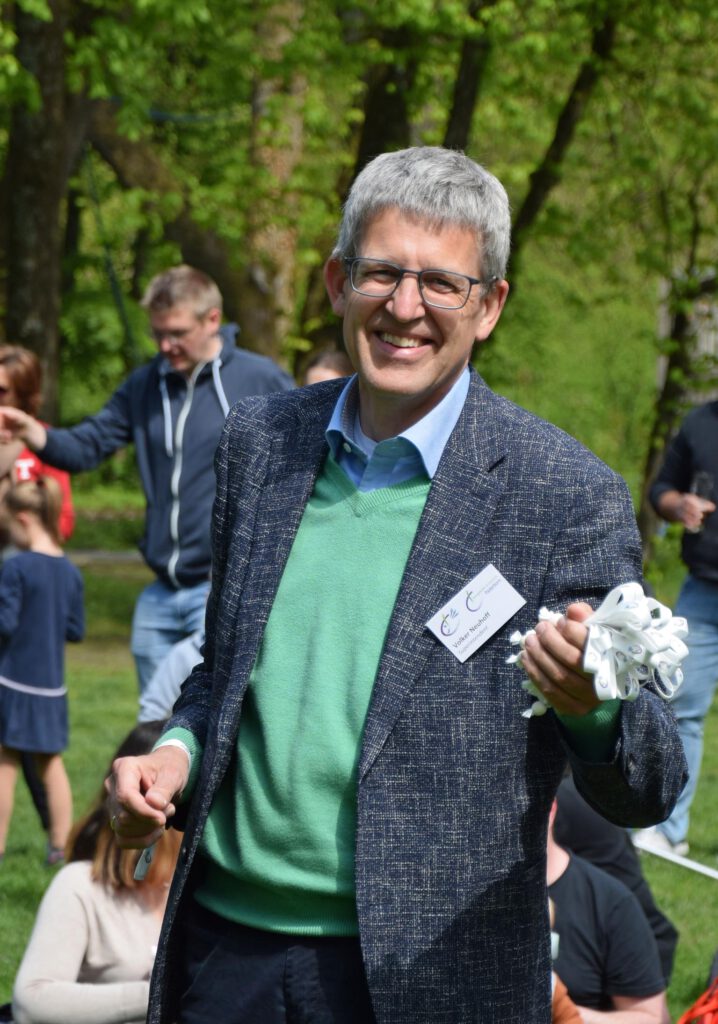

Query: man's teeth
[381,333,423,349]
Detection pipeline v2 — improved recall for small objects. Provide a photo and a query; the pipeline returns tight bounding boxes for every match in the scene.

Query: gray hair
[333,147,511,282]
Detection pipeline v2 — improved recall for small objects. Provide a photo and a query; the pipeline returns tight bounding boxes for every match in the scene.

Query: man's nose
[386,273,425,320]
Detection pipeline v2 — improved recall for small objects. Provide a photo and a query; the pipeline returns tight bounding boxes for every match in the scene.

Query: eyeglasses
[344,257,497,310]
[151,327,195,343]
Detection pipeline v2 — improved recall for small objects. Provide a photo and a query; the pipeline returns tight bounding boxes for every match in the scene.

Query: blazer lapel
[359,374,509,781]
[216,386,339,738]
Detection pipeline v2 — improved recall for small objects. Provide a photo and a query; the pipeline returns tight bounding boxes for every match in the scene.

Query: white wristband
[155,738,193,774]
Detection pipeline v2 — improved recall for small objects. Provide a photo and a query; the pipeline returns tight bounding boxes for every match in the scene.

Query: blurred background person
[0,345,73,542]
[0,346,75,846]
[301,345,353,386]
[554,774,678,986]
[548,799,670,1023]
[11,721,181,1024]
[634,400,718,857]
[0,478,84,866]
[0,266,293,693]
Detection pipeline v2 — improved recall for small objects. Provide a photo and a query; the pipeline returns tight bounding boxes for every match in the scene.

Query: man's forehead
[356,208,484,274]
[149,303,200,324]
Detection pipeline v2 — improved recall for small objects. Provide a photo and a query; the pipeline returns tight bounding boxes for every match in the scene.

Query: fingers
[679,494,715,530]
[106,748,189,849]
[0,408,46,449]
[521,615,599,716]
[565,602,593,624]
[109,810,165,849]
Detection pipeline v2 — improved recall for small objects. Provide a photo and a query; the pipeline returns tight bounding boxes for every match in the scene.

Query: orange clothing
[553,974,582,1024]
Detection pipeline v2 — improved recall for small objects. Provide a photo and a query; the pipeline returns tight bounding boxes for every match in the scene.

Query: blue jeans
[130,579,209,693]
[659,575,718,844]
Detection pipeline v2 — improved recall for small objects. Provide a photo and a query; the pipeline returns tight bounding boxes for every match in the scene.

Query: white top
[13,861,162,1024]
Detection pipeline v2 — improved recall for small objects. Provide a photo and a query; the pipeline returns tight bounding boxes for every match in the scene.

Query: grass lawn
[0,531,716,1020]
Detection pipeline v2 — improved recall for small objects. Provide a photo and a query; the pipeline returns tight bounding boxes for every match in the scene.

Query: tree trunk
[297,33,418,352]
[88,103,275,356]
[4,0,74,420]
[443,0,495,151]
[352,33,417,177]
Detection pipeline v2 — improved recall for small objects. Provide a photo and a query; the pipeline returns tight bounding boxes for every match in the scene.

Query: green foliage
[477,236,660,497]
[644,525,685,607]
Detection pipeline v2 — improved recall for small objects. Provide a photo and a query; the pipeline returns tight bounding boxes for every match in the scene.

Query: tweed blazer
[149,371,686,1024]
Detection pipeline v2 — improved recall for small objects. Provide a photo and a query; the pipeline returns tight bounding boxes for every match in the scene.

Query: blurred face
[324,208,508,439]
[0,366,19,409]
[7,512,30,549]
[305,365,346,386]
[150,304,222,375]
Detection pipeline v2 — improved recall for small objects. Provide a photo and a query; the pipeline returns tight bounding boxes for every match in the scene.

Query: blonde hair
[3,477,62,545]
[141,265,222,319]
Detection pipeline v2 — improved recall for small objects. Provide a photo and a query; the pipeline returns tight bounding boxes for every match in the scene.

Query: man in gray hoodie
[0,265,293,690]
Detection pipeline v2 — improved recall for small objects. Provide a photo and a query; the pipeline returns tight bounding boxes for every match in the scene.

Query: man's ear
[324,257,349,316]
[475,279,510,344]
[203,307,222,332]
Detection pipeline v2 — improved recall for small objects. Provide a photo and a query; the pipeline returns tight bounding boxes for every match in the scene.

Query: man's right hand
[0,407,47,451]
[657,488,716,532]
[677,492,716,531]
[105,745,190,849]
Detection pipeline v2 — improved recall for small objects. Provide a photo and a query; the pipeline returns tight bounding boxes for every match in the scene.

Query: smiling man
[108,149,685,1024]
[0,265,293,690]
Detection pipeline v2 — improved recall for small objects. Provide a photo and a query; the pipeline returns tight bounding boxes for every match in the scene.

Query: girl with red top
[0,346,74,541]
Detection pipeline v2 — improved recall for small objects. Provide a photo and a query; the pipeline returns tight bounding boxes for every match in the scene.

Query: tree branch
[511,14,617,265]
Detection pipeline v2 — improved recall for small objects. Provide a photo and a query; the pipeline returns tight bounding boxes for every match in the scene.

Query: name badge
[426,564,526,663]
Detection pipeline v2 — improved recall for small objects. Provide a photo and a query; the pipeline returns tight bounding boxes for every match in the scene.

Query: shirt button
[343,442,352,453]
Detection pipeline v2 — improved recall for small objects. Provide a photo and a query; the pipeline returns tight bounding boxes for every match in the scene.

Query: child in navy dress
[0,477,84,864]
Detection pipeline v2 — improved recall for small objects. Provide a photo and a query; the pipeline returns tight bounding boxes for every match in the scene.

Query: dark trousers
[179,901,378,1024]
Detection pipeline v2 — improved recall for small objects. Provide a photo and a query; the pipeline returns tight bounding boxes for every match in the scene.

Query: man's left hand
[520,602,599,716]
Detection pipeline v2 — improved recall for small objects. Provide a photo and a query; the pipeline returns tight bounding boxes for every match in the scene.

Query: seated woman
[12,722,180,1024]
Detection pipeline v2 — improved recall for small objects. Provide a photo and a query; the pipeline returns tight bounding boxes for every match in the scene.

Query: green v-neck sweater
[194,455,431,935]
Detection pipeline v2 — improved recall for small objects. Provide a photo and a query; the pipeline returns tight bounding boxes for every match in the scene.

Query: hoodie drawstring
[159,375,174,458]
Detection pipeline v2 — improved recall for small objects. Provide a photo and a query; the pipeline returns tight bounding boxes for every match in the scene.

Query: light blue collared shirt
[325,368,471,491]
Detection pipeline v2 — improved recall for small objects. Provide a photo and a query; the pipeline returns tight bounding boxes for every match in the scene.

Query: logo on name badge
[440,608,460,636]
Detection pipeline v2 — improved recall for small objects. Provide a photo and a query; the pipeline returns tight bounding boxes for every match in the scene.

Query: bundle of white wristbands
[508,581,689,718]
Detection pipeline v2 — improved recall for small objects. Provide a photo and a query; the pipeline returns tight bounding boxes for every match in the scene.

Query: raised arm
[0,376,136,474]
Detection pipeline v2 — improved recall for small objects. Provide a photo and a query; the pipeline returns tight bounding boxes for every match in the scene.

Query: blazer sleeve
[541,465,688,828]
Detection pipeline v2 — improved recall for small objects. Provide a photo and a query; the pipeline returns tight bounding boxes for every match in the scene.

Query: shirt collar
[325,367,470,479]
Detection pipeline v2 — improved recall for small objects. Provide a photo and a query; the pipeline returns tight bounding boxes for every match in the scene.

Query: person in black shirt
[554,775,678,985]
[547,800,669,1023]
[635,401,718,856]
